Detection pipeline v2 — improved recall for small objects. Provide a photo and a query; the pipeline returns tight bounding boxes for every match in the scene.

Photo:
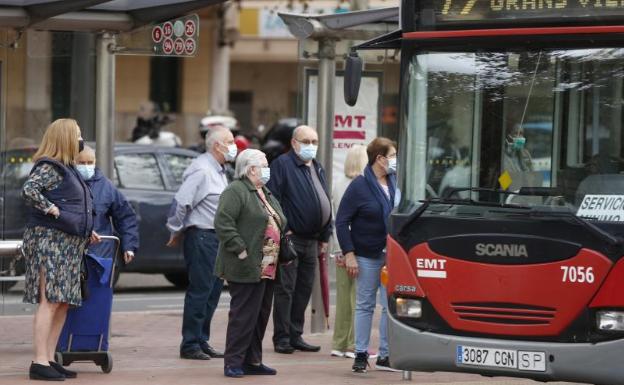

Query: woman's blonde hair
[33,119,81,165]
[344,144,368,179]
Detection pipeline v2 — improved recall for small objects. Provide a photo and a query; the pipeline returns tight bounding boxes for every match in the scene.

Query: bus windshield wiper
[443,186,562,199]
[397,194,526,237]
[398,187,562,237]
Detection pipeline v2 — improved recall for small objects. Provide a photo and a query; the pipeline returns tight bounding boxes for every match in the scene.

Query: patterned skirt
[22,226,89,306]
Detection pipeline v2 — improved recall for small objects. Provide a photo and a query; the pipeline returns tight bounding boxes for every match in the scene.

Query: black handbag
[80,256,89,301]
[278,234,298,264]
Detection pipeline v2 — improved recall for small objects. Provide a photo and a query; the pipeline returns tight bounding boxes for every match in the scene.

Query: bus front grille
[451,302,556,326]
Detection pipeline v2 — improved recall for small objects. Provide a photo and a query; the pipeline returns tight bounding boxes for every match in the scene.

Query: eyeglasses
[296,139,319,146]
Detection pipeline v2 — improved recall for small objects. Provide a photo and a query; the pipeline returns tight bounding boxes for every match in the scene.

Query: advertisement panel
[305,70,382,187]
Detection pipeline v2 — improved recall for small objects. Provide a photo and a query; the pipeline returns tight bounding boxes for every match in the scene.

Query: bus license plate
[456,346,546,372]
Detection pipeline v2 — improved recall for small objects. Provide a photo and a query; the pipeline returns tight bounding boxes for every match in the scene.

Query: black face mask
[78,139,84,153]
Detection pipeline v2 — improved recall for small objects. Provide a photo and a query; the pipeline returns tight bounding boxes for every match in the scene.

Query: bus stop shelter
[0,0,224,294]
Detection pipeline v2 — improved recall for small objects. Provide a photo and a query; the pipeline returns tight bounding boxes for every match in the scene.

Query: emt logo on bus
[416,258,447,279]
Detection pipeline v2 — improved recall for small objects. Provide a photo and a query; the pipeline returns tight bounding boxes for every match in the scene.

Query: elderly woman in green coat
[215,148,287,378]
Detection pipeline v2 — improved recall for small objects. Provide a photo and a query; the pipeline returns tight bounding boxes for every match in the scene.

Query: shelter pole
[310,37,336,334]
[95,32,116,179]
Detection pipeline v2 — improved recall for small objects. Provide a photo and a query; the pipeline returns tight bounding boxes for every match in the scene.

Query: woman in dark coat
[336,137,398,373]
[215,149,286,378]
[22,118,99,381]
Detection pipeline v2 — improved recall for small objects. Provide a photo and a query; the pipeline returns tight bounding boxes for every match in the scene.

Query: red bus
[346,1,624,384]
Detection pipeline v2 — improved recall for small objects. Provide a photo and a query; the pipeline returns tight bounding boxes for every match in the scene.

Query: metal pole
[95,32,116,179]
[310,38,336,334]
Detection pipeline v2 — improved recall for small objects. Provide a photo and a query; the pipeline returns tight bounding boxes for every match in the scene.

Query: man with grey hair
[267,125,332,354]
[166,126,237,360]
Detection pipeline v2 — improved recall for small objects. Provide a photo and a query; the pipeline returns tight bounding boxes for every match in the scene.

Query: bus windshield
[401,48,624,221]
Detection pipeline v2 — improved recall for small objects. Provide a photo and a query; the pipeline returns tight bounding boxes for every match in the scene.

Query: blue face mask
[512,136,526,151]
[297,144,318,162]
[76,164,95,180]
[259,167,271,185]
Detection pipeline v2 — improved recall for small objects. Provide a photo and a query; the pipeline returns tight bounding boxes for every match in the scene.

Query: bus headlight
[396,298,422,318]
[596,311,624,331]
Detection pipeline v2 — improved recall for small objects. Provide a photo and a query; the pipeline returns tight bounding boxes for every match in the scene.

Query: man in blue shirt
[75,146,138,265]
[167,126,237,360]
[267,125,332,354]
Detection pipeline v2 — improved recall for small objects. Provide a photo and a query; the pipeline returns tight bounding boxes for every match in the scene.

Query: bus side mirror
[344,52,363,107]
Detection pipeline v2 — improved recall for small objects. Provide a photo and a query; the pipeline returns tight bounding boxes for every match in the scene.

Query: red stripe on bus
[403,25,624,40]
[334,130,366,139]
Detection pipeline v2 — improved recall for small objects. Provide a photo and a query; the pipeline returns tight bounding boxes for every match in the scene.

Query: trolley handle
[97,235,121,258]
[94,235,121,289]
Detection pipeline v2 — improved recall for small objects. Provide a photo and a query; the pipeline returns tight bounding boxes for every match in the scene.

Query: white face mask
[259,167,271,185]
[388,158,397,174]
[222,143,238,162]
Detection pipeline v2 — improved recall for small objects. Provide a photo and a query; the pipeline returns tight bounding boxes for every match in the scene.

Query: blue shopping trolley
[55,235,119,373]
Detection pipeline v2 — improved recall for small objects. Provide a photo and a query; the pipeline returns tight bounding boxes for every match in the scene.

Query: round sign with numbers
[162,38,174,54]
[185,19,196,37]
[174,38,185,55]
[173,20,184,37]
[152,25,163,43]
[184,38,196,55]
[163,21,173,37]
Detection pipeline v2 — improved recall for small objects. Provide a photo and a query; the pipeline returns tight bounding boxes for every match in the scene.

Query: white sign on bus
[576,194,624,222]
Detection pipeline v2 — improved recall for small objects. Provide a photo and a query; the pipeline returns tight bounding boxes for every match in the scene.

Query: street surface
[0,274,587,385]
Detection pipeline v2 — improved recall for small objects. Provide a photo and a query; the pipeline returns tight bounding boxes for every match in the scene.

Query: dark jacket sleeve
[335,180,360,254]
[267,158,289,233]
[109,182,139,253]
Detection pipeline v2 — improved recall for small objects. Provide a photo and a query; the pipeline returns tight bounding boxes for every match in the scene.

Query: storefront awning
[0,0,225,32]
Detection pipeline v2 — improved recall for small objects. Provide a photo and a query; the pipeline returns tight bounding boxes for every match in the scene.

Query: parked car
[0,143,198,289]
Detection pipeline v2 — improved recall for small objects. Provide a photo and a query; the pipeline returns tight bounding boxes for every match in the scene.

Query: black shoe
[291,339,320,352]
[352,352,369,373]
[180,350,211,360]
[242,363,277,375]
[224,366,244,378]
[274,343,295,354]
[29,363,65,381]
[49,361,77,378]
[375,356,400,372]
[200,343,224,358]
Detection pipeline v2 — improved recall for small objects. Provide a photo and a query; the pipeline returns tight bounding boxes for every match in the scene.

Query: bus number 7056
[561,266,594,283]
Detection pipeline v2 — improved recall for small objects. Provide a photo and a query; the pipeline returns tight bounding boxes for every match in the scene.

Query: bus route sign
[152,14,199,57]
[434,0,624,23]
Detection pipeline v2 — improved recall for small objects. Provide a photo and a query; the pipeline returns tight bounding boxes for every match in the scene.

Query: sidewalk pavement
[0,307,580,385]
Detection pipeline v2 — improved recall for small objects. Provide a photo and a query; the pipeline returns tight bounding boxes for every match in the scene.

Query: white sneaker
[331,350,345,357]
[344,351,356,359]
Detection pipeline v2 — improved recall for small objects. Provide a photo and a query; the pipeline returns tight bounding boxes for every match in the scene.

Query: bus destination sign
[435,0,624,22]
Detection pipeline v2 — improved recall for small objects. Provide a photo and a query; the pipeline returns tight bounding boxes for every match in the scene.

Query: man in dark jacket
[266,125,332,354]
[76,146,138,264]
